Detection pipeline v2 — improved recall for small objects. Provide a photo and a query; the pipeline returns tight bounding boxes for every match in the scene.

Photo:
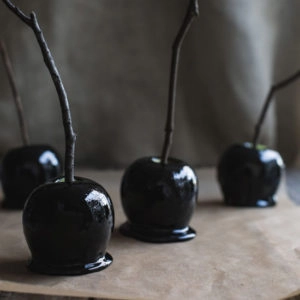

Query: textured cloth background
[0,0,300,169]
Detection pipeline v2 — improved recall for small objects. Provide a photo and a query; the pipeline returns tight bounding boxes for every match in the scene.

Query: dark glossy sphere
[217,143,284,207]
[120,157,198,243]
[23,177,114,275]
[1,145,62,209]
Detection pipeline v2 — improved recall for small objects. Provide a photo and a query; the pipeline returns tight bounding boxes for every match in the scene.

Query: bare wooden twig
[0,40,30,146]
[161,0,199,165]
[252,69,300,147]
[3,0,76,183]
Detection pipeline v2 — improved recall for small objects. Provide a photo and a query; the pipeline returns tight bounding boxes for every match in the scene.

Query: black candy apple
[217,143,284,207]
[23,177,114,275]
[217,68,300,207]
[0,41,62,209]
[121,157,198,242]
[4,0,114,275]
[120,0,199,243]
[1,144,61,209]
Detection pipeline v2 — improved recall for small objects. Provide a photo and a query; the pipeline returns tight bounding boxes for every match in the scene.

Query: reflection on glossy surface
[1,145,62,209]
[217,143,284,207]
[23,177,114,275]
[174,165,197,185]
[120,156,198,243]
[38,150,60,166]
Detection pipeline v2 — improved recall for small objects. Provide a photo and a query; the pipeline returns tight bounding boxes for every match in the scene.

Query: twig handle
[3,0,76,183]
[0,40,30,146]
[161,0,199,165]
[252,70,300,147]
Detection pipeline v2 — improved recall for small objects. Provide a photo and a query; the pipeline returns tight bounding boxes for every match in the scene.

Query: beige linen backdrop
[0,0,300,169]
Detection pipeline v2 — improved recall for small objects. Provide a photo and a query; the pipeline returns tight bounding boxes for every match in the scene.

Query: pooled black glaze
[120,157,198,243]
[1,144,62,209]
[23,177,114,275]
[217,143,284,207]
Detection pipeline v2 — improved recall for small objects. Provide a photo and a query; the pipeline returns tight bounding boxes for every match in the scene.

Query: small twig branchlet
[161,0,199,165]
[252,70,300,147]
[3,0,76,183]
[0,40,30,146]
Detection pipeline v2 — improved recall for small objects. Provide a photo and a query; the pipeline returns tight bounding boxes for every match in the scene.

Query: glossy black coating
[23,176,114,275]
[217,143,284,207]
[120,156,198,243]
[120,221,196,243]
[1,144,62,209]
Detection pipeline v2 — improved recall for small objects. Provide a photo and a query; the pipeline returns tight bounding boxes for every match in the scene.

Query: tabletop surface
[0,168,299,300]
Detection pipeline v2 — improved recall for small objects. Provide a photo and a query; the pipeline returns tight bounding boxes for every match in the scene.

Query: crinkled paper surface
[0,169,299,300]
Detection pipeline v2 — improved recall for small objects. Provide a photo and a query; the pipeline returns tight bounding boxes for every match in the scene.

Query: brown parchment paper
[0,168,299,300]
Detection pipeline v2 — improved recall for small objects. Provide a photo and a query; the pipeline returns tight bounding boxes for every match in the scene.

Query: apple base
[224,197,276,208]
[27,253,113,275]
[120,221,196,243]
